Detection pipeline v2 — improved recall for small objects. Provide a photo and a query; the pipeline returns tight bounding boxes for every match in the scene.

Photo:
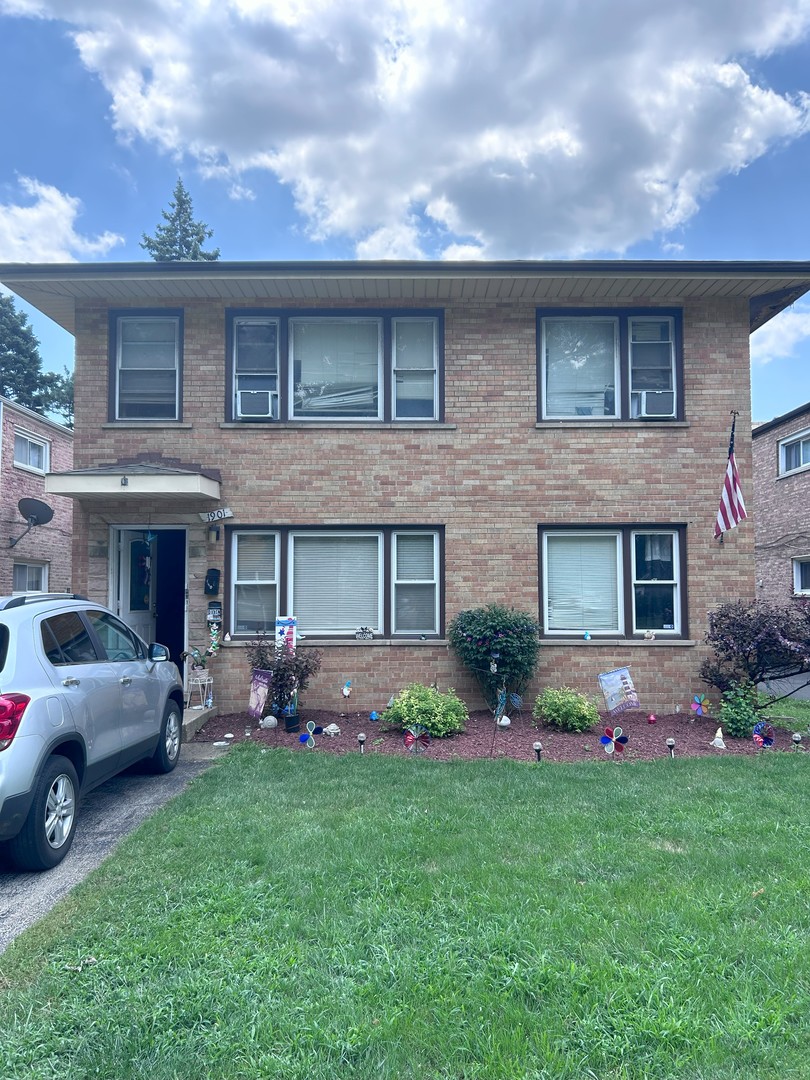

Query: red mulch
[193,708,799,764]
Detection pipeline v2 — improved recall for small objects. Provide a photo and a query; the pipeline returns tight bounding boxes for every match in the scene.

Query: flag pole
[714,409,747,544]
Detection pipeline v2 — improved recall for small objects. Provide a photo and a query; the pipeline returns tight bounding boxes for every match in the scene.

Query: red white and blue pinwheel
[752,721,775,749]
[404,724,431,753]
[600,726,629,755]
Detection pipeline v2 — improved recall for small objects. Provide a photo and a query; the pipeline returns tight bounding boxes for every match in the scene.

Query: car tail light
[0,693,30,750]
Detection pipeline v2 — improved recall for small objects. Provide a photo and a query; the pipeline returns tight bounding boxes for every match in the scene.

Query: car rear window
[0,625,8,674]
[42,612,100,665]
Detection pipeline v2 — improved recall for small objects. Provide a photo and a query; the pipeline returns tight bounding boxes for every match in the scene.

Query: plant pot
[284,712,300,733]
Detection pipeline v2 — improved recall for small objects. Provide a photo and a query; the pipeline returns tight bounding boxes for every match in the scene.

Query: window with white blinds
[115,315,181,420]
[228,527,442,637]
[545,533,621,633]
[292,533,381,632]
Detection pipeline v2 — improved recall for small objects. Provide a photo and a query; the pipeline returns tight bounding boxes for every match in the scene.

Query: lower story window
[793,557,810,596]
[540,526,684,637]
[13,561,48,594]
[230,527,442,637]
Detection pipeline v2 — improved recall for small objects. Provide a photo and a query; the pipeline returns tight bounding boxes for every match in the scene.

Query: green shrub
[382,684,468,738]
[719,681,758,740]
[533,687,599,733]
[447,604,540,711]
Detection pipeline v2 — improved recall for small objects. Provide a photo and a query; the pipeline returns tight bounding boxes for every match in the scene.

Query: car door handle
[62,677,80,687]
[120,676,132,686]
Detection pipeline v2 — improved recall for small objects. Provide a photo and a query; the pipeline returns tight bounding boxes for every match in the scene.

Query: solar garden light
[357,732,367,753]
[533,740,543,763]
[666,737,676,759]
[792,732,802,750]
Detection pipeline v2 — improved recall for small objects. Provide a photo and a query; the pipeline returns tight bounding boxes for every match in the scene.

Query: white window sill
[13,462,48,476]
[778,463,810,480]
[219,421,456,430]
[103,421,192,429]
[542,638,696,646]
[223,637,446,648]
[536,421,690,430]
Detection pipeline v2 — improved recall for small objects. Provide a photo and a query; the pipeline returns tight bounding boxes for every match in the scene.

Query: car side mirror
[148,643,170,662]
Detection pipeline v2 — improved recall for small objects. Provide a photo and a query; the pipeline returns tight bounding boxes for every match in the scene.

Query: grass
[759,691,810,730]
[1,748,809,1079]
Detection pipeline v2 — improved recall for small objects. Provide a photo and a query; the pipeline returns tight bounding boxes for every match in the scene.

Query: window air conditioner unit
[237,390,278,419]
[637,391,675,418]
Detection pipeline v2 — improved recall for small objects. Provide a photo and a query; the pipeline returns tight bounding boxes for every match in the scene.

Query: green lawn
[2,748,809,1079]
[760,692,810,730]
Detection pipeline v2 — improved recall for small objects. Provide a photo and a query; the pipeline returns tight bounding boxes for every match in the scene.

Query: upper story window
[229,527,442,637]
[111,311,182,420]
[13,430,49,473]
[779,427,810,475]
[228,310,442,422]
[538,309,681,421]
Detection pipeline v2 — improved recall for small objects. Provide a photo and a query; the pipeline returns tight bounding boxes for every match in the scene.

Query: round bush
[447,604,540,711]
[533,687,599,733]
[382,684,468,738]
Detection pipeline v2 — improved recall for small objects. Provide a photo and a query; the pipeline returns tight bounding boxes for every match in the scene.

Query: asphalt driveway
[0,743,222,954]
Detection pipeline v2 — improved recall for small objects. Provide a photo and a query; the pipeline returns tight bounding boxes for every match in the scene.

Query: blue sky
[1,0,810,422]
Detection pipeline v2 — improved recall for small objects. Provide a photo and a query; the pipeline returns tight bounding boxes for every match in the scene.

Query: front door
[119,531,156,643]
[114,527,187,665]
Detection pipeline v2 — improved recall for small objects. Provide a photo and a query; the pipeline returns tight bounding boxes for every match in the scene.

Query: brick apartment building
[1,259,808,715]
[752,399,810,605]
[0,395,73,595]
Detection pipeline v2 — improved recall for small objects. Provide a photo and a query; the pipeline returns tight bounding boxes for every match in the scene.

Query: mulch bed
[194,708,801,764]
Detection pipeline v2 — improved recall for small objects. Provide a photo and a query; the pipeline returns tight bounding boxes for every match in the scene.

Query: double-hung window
[779,427,810,475]
[230,527,442,637]
[227,310,441,422]
[541,526,685,637]
[538,309,681,420]
[13,430,49,472]
[13,562,48,594]
[112,311,182,420]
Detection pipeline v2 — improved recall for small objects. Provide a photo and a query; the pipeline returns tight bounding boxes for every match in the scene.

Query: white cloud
[5,0,810,257]
[0,177,124,262]
[751,299,810,366]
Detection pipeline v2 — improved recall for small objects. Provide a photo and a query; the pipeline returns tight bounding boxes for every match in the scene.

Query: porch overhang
[46,465,221,502]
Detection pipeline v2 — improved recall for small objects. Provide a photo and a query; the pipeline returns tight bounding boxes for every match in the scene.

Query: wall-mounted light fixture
[207,524,221,544]
[120,476,129,487]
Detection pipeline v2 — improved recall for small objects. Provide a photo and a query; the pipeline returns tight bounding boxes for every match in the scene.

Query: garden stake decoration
[299,720,317,749]
[710,727,726,749]
[752,721,775,750]
[690,694,710,717]
[533,741,543,763]
[357,732,366,753]
[342,680,352,698]
[793,732,803,750]
[600,726,629,755]
[647,713,657,724]
[666,737,676,758]
[404,724,431,753]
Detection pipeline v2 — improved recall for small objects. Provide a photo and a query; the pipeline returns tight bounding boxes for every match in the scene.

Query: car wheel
[151,700,182,773]
[7,755,80,871]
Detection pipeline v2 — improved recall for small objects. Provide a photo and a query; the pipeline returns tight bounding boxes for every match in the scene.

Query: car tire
[7,755,80,871]
[151,700,182,773]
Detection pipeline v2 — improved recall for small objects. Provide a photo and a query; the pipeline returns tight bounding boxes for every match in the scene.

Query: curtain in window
[394,534,437,632]
[544,319,616,417]
[292,320,380,417]
[293,534,380,631]
[546,534,619,631]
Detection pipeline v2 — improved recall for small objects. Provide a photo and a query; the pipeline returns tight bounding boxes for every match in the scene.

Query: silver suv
[0,594,184,871]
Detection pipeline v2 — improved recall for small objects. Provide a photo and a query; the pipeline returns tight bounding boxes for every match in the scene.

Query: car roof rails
[0,593,90,611]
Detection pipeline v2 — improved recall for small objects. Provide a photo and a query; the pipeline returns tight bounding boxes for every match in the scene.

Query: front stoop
[182,704,216,742]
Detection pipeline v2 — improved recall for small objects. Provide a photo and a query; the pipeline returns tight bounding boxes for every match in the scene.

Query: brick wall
[0,399,73,594]
[752,405,810,605]
[70,294,755,714]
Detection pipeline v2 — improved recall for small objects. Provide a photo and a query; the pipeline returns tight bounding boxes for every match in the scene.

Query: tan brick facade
[64,286,756,716]
[0,398,73,594]
[752,402,810,605]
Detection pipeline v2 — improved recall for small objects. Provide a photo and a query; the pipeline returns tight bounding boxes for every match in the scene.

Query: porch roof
[45,463,221,502]
[2,259,810,334]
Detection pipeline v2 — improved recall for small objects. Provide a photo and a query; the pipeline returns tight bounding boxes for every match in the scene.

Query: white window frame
[630,529,680,635]
[288,530,384,635]
[231,531,280,634]
[779,427,810,476]
[392,531,439,635]
[13,429,49,474]
[543,531,623,635]
[793,556,810,596]
[392,318,439,421]
[115,314,180,421]
[12,561,49,595]
[541,317,620,420]
[233,316,280,419]
[629,316,677,419]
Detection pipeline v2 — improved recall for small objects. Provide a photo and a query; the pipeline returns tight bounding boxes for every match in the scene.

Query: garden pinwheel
[600,726,629,755]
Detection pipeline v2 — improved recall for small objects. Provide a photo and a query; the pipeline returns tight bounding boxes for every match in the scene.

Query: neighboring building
[1,259,808,715]
[0,396,73,595]
[752,400,810,605]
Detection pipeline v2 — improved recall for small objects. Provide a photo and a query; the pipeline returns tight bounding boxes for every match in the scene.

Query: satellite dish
[9,498,55,549]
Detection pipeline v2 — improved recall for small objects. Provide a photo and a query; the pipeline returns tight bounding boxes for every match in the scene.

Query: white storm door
[118,531,157,642]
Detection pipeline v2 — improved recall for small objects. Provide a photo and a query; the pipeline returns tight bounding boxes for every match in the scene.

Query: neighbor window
[779,428,810,475]
[538,309,680,420]
[13,562,48,594]
[112,312,182,420]
[227,310,441,422]
[541,526,684,637]
[229,527,442,637]
[13,430,49,472]
[793,557,810,595]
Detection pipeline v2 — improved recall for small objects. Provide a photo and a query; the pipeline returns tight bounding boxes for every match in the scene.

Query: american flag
[714,414,748,539]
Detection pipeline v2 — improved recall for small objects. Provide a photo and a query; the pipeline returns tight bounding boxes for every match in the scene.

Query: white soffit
[46,472,221,501]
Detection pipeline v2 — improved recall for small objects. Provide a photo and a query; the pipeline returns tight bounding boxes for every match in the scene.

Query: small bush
[719,681,758,740]
[382,684,468,738]
[447,604,540,711]
[533,687,599,733]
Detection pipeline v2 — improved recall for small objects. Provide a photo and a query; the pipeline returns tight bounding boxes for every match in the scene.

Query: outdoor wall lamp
[207,524,221,544]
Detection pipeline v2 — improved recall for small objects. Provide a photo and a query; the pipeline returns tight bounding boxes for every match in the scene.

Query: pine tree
[140,178,220,261]
[0,294,73,424]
